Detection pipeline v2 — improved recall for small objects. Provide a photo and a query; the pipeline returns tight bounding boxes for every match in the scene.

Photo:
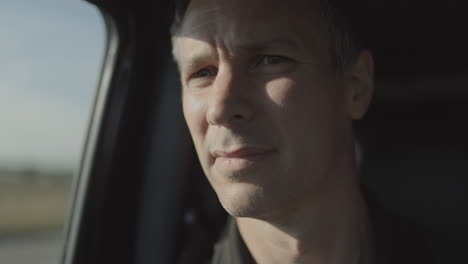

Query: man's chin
[216,183,270,219]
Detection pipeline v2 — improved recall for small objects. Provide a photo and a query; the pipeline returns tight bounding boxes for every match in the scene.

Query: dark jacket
[210,197,434,264]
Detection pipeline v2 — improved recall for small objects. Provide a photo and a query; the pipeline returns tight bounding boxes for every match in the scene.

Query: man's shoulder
[366,193,435,264]
[211,217,255,264]
[210,198,435,264]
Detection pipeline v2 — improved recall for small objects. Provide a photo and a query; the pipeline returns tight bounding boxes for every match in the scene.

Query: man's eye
[259,55,290,65]
[190,67,217,79]
[253,55,295,74]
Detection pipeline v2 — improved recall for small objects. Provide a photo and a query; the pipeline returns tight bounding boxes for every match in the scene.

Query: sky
[0,0,105,171]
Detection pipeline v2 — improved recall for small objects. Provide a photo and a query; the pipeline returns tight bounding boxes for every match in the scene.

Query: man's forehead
[174,0,324,54]
[178,0,320,37]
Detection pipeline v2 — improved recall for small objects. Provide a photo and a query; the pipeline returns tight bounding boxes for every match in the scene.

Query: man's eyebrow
[178,37,299,72]
[181,52,216,73]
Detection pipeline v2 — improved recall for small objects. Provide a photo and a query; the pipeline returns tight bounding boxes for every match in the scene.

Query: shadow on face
[171,0,374,219]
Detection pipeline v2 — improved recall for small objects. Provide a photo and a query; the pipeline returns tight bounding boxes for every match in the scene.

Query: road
[0,232,63,264]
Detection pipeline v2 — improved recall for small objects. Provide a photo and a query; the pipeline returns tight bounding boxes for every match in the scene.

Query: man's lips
[211,146,276,172]
[211,146,276,159]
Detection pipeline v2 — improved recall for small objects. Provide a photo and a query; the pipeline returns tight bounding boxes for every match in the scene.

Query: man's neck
[236,180,370,264]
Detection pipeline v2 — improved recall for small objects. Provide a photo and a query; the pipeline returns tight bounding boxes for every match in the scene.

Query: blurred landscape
[0,168,72,237]
[0,0,104,261]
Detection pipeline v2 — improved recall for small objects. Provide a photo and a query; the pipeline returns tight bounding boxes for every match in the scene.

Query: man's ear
[345,50,375,120]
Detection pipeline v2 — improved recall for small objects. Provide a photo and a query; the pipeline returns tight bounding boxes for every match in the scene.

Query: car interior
[61,0,467,263]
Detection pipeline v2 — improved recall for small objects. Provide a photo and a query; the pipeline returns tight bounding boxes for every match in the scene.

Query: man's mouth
[211,146,276,171]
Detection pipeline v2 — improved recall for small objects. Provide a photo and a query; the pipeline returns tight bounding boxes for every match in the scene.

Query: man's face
[173,0,368,219]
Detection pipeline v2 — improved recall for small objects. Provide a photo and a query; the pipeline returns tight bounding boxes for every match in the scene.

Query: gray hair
[170,0,364,74]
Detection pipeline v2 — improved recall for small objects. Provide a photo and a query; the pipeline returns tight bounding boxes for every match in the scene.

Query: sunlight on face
[174,0,355,219]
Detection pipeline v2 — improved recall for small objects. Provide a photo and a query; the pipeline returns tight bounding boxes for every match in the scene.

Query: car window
[56,1,467,264]
[0,0,104,263]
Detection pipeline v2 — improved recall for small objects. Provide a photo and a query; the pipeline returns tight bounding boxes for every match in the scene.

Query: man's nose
[206,67,254,126]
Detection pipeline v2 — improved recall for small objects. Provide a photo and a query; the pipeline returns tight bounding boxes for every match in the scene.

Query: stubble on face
[175,0,351,220]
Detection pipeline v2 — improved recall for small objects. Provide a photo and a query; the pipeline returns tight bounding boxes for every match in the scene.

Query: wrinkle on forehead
[179,5,221,37]
[178,0,322,48]
[172,0,331,70]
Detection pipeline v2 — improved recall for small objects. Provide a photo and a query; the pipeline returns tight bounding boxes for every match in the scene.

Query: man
[170,0,419,263]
